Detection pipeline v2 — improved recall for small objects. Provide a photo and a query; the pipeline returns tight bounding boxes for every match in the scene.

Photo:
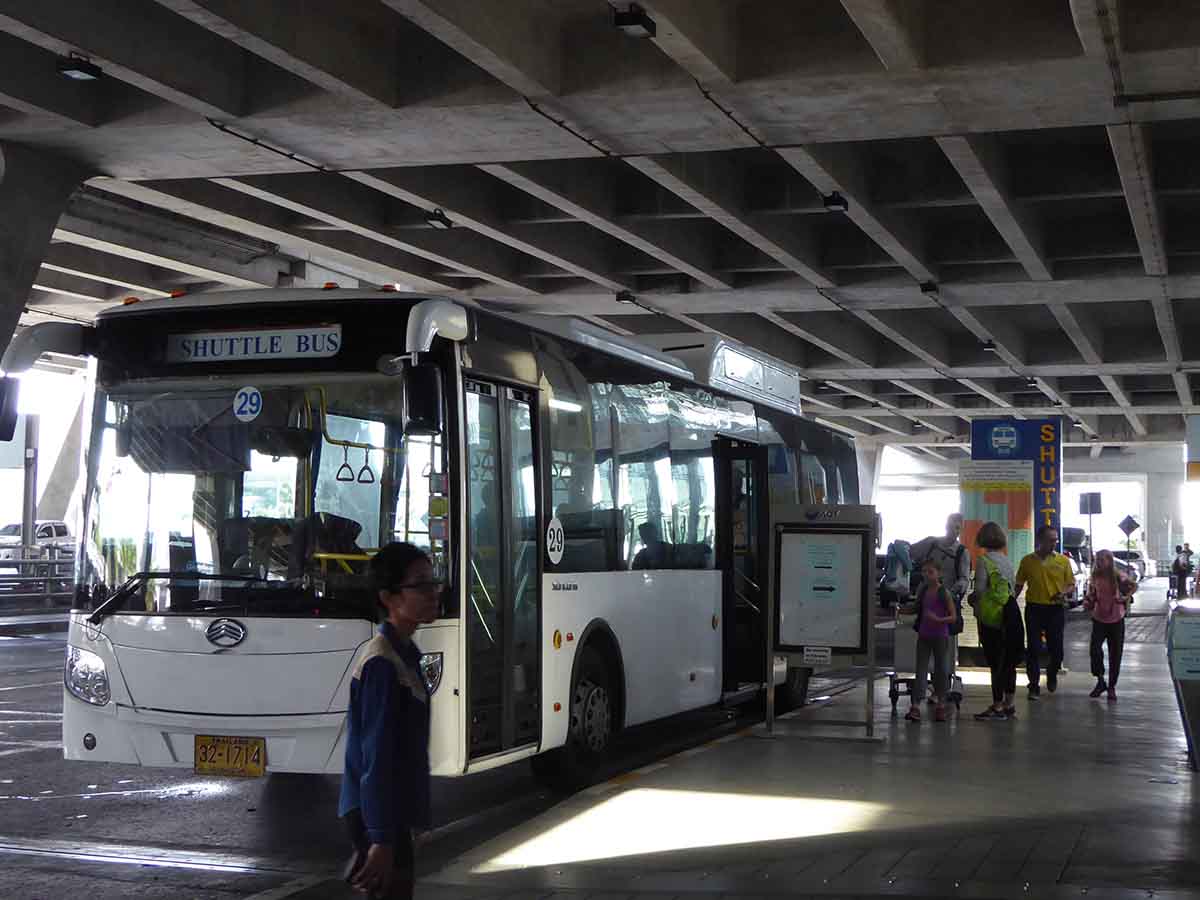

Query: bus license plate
[194,735,266,777]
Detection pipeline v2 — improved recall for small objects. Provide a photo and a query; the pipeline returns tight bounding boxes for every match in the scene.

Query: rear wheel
[778,666,811,708]
[531,647,613,791]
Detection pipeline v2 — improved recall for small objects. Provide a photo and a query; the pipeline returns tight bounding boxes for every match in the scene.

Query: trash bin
[1166,599,1200,770]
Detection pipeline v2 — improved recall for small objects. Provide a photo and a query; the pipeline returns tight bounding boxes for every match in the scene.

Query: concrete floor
[407,583,1197,900]
[0,583,1193,899]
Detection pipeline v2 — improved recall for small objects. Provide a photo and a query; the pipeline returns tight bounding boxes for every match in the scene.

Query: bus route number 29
[546,517,565,565]
[234,386,263,423]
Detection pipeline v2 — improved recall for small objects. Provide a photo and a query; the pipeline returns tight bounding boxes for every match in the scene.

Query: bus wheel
[779,666,811,708]
[531,648,613,792]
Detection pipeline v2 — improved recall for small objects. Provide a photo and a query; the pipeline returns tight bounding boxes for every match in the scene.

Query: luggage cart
[888,606,963,714]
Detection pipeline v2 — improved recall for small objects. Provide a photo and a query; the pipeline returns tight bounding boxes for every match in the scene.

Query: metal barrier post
[21,414,39,550]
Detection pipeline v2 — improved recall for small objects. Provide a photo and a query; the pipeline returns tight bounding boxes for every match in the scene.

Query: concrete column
[36,396,83,522]
[0,142,89,354]
[21,414,38,549]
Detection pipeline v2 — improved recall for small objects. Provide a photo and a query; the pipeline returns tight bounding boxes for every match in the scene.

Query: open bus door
[714,436,770,698]
[463,380,542,763]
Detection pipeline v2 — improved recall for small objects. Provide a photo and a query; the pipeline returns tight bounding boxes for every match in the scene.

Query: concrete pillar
[0,142,89,354]
[36,396,83,522]
[21,413,38,548]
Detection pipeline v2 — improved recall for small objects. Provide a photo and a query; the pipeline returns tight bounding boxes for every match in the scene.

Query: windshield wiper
[88,571,268,624]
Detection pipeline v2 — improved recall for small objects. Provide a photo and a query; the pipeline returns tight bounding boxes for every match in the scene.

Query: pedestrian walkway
[288,586,1196,899]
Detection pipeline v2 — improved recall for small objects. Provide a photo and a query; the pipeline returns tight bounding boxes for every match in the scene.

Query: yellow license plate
[194,735,266,777]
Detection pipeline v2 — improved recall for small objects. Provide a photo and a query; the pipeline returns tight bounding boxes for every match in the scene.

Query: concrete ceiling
[6,0,1200,456]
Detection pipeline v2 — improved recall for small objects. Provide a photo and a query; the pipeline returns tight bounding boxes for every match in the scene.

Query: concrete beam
[1090,443,1104,459]
[1069,0,1120,56]
[1049,302,1103,365]
[1151,295,1181,364]
[937,135,1051,281]
[777,144,934,283]
[1108,122,1167,277]
[481,161,732,289]
[891,379,956,410]
[638,0,739,85]
[0,0,248,117]
[218,173,535,294]
[917,445,949,461]
[957,378,1016,410]
[1099,374,1149,436]
[1175,372,1192,408]
[90,178,454,293]
[31,269,112,303]
[839,0,926,69]
[772,311,878,368]
[0,32,101,126]
[41,243,172,297]
[625,154,835,287]
[154,0,402,106]
[382,0,562,98]
[0,143,87,354]
[346,167,631,291]
[829,378,954,437]
[690,313,806,367]
[852,307,950,368]
[1033,376,1099,437]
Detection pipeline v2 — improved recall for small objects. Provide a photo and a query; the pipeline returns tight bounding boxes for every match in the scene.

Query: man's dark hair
[1177,545,1184,554]
[1036,525,1059,543]
[370,542,431,592]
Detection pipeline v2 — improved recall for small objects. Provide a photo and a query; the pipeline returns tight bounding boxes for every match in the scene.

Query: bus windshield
[79,375,448,618]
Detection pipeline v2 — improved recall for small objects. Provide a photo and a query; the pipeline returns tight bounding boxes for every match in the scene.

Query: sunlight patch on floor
[476,788,887,872]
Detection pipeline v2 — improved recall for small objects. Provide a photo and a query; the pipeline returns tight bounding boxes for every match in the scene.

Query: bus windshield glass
[79,376,448,619]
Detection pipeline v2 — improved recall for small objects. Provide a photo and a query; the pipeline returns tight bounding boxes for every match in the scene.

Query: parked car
[0,521,74,567]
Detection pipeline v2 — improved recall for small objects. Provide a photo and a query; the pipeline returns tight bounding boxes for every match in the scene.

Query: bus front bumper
[63,692,349,774]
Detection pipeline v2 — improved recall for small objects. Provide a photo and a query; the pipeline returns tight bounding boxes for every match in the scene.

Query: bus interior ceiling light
[425,209,453,230]
[823,192,848,212]
[57,54,102,81]
[613,3,656,38]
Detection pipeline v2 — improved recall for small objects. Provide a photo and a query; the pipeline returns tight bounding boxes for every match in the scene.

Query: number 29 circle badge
[234,386,263,423]
[546,516,565,565]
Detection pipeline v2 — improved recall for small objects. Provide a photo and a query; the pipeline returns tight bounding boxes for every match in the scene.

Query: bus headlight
[419,652,443,695]
[65,646,111,707]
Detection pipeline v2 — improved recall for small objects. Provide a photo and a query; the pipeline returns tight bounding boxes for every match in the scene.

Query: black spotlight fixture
[57,53,102,81]
[822,192,848,212]
[982,340,998,353]
[615,289,637,304]
[919,281,939,297]
[613,3,656,38]
[425,208,453,230]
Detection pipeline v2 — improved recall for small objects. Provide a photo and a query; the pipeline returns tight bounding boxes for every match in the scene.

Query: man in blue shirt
[340,543,441,899]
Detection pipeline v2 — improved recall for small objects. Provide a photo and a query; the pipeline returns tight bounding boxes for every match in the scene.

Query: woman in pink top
[1083,549,1138,702]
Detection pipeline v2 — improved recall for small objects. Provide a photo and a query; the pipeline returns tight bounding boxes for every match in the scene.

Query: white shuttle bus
[1,290,858,781]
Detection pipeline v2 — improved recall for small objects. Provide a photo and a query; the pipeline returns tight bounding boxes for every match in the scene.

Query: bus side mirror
[0,377,18,442]
[404,364,443,435]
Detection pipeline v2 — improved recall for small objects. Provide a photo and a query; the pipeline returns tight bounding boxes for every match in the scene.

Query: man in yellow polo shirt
[1015,524,1076,698]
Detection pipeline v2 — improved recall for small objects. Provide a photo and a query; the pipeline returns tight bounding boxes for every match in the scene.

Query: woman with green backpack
[971,522,1026,721]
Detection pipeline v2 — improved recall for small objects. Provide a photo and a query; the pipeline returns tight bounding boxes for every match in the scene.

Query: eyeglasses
[394,580,444,594]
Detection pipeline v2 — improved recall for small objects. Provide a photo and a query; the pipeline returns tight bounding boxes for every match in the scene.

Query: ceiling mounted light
[425,208,453,230]
[57,54,102,81]
[1026,378,1039,389]
[613,3,656,38]
[615,289,636,304]
[982,340,998,353]
[920,281,939,297]
[822,192,848,212]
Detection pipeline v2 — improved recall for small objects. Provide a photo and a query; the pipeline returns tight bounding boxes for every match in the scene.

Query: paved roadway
[0,624,793,899]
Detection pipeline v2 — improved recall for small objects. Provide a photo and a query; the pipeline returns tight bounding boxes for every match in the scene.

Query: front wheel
[531,647,613,792]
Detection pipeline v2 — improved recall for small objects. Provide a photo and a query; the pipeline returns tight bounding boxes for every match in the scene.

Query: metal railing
[0,548,75,610]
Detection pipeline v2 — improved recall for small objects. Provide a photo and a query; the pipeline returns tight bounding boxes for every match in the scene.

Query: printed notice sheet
[778,530,864,649]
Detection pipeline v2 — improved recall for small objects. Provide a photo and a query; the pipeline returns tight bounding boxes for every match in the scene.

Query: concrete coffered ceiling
[6,0,1200,455]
